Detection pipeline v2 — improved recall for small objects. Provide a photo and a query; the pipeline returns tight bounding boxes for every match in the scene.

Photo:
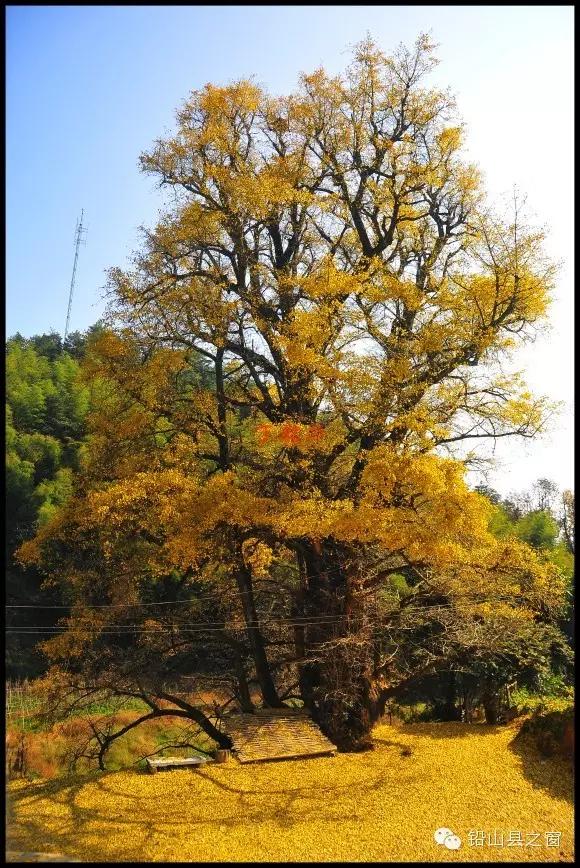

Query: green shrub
[512,680,573,715]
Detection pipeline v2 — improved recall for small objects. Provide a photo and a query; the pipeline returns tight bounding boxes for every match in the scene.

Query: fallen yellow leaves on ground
[6,722,573,862]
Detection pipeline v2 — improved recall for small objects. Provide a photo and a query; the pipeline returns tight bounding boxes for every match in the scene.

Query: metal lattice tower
[64,209,87,342]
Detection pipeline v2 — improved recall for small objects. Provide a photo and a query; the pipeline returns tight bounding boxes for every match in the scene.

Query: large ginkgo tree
[22,36,568,754]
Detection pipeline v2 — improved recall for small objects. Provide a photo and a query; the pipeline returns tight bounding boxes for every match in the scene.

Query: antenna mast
[64,209,87,342]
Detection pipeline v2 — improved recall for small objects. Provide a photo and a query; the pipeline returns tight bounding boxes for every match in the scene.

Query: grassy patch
[6,710,213,779]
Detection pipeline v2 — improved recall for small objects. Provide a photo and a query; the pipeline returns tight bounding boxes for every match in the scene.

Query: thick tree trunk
[297,541,379,751]
[300,657,384,751]
[235,562,282,707]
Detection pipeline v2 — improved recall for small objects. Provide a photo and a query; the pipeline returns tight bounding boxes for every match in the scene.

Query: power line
[4,598,532,636]
[4,599,524,626]
[5,616,367,633]
[4,587,518,611]
[5,592,252,609]
[4,591,529,611]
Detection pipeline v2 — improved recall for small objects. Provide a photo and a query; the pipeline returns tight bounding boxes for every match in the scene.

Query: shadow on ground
[6,759,409,860]
[507,731,574,804]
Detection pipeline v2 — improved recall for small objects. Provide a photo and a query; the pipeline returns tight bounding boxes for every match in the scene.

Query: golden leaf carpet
[6,722,574,862]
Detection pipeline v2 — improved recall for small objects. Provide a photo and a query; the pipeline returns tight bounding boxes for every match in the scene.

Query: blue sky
[6,5,573,494]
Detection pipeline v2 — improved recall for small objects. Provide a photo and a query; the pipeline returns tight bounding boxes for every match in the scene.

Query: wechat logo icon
[434,827,462,850]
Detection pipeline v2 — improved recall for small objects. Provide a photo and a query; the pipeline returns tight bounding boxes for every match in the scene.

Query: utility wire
[5,590,526,610]
[5,598,531,635]
[5,597,526,626]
